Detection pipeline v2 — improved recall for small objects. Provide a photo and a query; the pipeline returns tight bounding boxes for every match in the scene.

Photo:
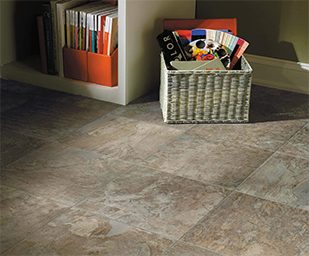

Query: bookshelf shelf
[0,0,196,105]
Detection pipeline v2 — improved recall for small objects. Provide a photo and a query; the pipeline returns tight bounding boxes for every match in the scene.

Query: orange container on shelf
[87,48,118,87]
[63,47,88,81]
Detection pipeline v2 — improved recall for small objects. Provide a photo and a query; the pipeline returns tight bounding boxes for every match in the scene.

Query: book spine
[36,16,48,74]
[98,15,103,54]
[50,1,59,74]
[102,16,109,55]
[70,10,75,48]
[65,10,71,48]
[74,9,79,49]
[91,14,95,53]
[42,4,57,75]
[86,13,91,51]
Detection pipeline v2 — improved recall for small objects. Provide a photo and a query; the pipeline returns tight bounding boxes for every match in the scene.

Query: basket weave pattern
[160,54,253,124]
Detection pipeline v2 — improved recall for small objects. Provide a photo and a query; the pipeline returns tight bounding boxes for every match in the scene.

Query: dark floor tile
[2,142,133,205]
[1,94,118,140]
[76,165,230,240]
[109,101,186,129]
[182,192,309,256]
[238,152,309,210]
[0,185,68,254]
[3,208,173,256]
[144,134,272,189]
[1,90,30,112]
[278,123,309,160]
[1,128,46,168]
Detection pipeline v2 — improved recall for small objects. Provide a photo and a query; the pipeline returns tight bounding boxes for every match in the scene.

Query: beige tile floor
[1,79,308,256]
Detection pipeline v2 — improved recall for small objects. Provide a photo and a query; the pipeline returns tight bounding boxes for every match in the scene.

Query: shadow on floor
[249,85,309,123]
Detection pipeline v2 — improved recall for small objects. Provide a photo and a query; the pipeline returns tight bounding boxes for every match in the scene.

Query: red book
[164,18,237,36]
[36,16,48,74]
[97,15,105,54]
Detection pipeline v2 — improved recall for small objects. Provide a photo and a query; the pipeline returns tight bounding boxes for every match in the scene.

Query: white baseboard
[245,54,309,95]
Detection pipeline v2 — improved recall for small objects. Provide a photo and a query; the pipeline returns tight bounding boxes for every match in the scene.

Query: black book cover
[42,3,57,75]
[157,30,188,68]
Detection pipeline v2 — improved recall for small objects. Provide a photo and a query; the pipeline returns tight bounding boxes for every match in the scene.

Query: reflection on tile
[187,119,307,151]
[3,208,173,256]
[182,192,309,256]
[145,134,272,189]
[0,185,68,254]
[2,143,133,205]
[1,128,46,168]
[238,152,309,210]
[76,165,229,239]
[164,242,222,256]
[61,115,186,166]
[279,123,309,159]
[1,95,118,140]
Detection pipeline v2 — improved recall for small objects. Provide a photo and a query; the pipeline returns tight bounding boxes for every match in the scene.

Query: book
[164,18,237,36]
[157,30,188,67]
[171,58,226,70]
[56,0,87,77]
[36,16,48,74]
[230,38,249,69]
[50,0,62,74]
[42,3,57,75]
[98,8,117,54]
[103,12,118,55]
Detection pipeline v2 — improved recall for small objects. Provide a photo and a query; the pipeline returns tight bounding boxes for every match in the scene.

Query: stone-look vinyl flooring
[1,79,308,256]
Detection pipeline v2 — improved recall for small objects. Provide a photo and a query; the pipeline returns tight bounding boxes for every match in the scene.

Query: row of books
[37,0,118,76]
[157,18,249,70]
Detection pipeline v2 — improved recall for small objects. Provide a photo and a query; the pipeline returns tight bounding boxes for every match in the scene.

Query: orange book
[164,18,237,36]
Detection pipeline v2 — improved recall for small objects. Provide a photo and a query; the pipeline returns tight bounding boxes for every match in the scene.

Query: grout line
[234,121,308,193]
[234,190,309,212]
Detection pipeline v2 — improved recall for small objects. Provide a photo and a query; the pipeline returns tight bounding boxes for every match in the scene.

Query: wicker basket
[160,53,253,124]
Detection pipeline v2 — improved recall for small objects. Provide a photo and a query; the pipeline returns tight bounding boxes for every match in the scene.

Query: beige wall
[196,0,309,63]
[1,0,43,66]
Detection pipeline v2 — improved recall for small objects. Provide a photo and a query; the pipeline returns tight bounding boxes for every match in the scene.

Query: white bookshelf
[0,0,196,105]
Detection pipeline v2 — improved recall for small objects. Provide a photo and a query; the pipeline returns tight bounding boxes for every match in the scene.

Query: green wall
[196,0,309,63]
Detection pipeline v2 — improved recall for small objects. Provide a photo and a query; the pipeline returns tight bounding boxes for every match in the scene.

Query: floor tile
[187,119,307,152]
[61,115,187,166]
[1,90,29,112]
[182,192,309,256]
[3,208,173,256]
[1,95,118,140]
[144,134,272,189]
[76,165,230,239]
[238,152,309,210]
[110,101,193,130]
[164,242,222,256]
[0,185,68,254]
[2,143,133,205]
[1,128,46,168]
[278,123,309,160]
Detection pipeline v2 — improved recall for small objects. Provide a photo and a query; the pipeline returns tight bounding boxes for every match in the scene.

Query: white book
[107,12,118,55]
